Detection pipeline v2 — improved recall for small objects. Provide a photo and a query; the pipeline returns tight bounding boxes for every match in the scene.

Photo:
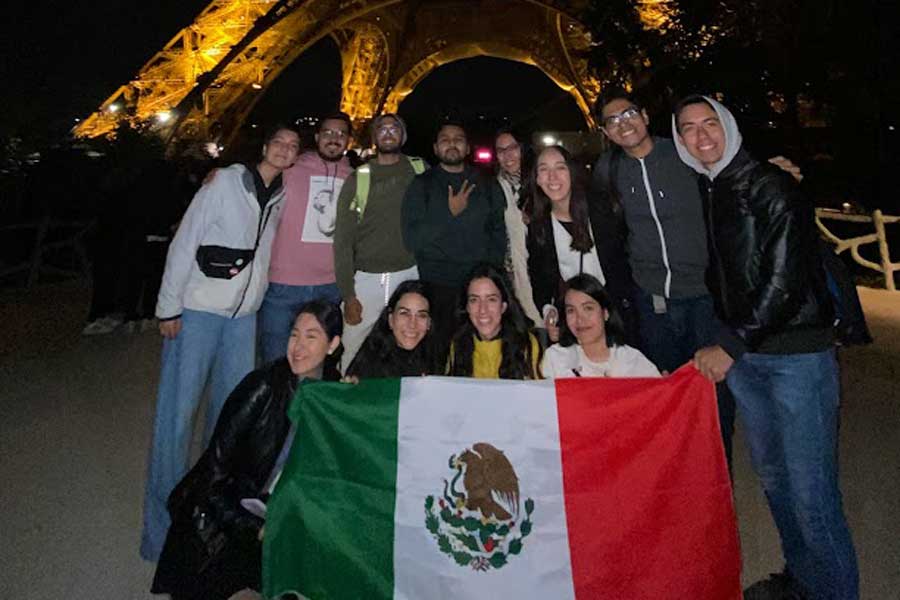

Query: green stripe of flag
[263,378,402,599]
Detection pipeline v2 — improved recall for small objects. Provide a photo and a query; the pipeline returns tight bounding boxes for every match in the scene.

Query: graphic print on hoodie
[269,151,353,286]
[301,172,344,243]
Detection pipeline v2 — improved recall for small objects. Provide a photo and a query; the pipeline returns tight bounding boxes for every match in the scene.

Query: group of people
[138,90,857,600]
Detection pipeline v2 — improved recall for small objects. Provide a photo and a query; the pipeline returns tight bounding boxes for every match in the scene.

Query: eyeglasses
[602,107,642,129]
[320,128,348,139]
[377,125,401,135]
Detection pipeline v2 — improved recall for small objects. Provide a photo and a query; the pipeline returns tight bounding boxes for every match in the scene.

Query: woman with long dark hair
[346,280,441,378]
[493,128,542,327]
[542,274,658,378]
[151,300,342,600]
[447,263,540,379]
[525,145,637,344]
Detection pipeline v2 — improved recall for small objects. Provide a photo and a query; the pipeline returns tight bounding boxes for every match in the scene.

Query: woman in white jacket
[141,124,300,562]
[541,273,659,379]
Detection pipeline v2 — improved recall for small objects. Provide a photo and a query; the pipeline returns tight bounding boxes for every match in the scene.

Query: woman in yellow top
[447,263,541,379]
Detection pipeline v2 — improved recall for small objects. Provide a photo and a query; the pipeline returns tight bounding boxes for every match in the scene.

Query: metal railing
[0,218,94,288]
[816,208,900,292]
[2,210,897,292]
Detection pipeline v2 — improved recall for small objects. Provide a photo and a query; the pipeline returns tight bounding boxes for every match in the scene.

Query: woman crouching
[151,301,342,600]
[345,280,441,378]
[447,263,541,379]
[542,274,658,378]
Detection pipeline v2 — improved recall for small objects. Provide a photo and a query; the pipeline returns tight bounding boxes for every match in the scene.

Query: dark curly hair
[346,280,441,378]
[447,263,539,380]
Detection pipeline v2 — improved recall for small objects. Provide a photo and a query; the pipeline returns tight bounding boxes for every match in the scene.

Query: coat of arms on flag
[263,371,741,600]
[425,442,535,571]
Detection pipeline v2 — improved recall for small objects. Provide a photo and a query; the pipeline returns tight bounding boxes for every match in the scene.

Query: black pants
[426,282,460,365]
[121,237,169,320]
[86,223,127,320]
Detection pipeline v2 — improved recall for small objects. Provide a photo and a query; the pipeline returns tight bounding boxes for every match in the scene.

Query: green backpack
[349,156,426,219]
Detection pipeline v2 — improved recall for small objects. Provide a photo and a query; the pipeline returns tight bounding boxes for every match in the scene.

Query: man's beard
[318,145,344,162]
[376,141,400,155]
[440,154,465,167]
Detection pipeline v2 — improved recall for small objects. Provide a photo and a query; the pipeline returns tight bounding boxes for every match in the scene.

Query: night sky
[1,0,581,153]
[2,1,209,140]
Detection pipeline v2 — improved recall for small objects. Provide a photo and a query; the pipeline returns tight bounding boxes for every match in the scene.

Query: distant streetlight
[108,103,121,113]
[542,135,557,146]
[251,82,263,90]
[156,110,172,123]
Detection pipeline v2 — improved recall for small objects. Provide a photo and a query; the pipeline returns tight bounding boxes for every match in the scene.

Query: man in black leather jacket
[673,95,858,600]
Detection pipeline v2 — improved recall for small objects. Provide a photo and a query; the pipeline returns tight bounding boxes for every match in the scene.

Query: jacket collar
[714,148,757,183]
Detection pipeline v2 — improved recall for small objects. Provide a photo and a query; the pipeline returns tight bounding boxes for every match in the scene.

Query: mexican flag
[263,368,740,599]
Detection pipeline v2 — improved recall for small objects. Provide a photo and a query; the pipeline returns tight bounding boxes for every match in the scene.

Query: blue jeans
[635,291,736,465]
[727,349,858,599]
[258,282,341,364]
[140,309,256,561]
[635,291,719,372]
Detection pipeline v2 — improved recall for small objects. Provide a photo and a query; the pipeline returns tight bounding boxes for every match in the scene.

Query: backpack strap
[349,156,425,220]
[348,164,371,218]
[408,156,426,175]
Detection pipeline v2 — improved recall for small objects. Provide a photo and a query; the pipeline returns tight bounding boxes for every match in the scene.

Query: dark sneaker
[744,571,809,600]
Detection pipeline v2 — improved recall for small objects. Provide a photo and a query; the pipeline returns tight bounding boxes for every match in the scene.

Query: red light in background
[474,148,493,163]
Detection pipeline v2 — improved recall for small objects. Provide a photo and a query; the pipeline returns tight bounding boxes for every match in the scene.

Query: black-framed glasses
[602,107,641,129]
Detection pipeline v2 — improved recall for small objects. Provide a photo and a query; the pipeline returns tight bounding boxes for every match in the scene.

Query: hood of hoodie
[671,96,742,180]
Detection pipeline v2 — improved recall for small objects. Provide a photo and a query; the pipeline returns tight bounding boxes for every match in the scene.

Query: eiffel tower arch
[74,1,602,145]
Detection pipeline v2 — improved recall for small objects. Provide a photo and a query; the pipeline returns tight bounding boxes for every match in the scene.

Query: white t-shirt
[541,343,660,379]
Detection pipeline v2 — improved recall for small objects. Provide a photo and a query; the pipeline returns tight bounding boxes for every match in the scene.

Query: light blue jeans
[140,309,256,561]
[727,348,858,599]
[258,282,341,364]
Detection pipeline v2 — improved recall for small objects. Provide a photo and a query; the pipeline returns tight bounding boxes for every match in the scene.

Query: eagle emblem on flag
[424,442,535,571]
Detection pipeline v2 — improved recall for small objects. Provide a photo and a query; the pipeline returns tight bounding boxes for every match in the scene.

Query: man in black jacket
[402,121,507,347]
[673,95,858,600]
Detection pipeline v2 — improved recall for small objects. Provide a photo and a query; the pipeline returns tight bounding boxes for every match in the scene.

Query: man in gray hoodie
[593,89,713,373]
[592,88,736,465]
[673,95,858,600]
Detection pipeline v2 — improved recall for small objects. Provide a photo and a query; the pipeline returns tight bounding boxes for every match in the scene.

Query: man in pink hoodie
[260,112,353,363]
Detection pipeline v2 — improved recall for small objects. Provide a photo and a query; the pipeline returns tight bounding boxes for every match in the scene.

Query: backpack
[818,240,873,346]
[349,156,426,220]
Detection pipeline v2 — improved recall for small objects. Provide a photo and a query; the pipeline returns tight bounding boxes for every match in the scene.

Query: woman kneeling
[151,301,342,600]
[542,274,658,378]
[346,280,441,378]
[447,263,540,380]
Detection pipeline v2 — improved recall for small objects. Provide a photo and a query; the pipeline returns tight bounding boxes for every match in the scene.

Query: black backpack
[819,240,873,346]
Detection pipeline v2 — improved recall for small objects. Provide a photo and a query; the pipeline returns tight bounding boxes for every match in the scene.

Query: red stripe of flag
[556,366,741,599]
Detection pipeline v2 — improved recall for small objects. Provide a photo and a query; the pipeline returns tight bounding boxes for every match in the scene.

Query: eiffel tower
[74,0,607,145]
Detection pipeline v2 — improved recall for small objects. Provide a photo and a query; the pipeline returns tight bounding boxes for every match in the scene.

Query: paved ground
[1,281,897,599]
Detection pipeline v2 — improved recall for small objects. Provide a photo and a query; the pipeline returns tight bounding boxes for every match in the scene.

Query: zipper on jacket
[638,158,672,298]
[231,196,277,318]
[705,181,730,317]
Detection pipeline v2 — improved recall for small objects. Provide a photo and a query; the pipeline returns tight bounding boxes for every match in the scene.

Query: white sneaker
[82,319,117,336]
[99,316,123,329]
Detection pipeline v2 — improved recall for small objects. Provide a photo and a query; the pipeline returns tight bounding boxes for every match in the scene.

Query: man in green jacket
[402,121,507,348]
[334,113,425,370]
